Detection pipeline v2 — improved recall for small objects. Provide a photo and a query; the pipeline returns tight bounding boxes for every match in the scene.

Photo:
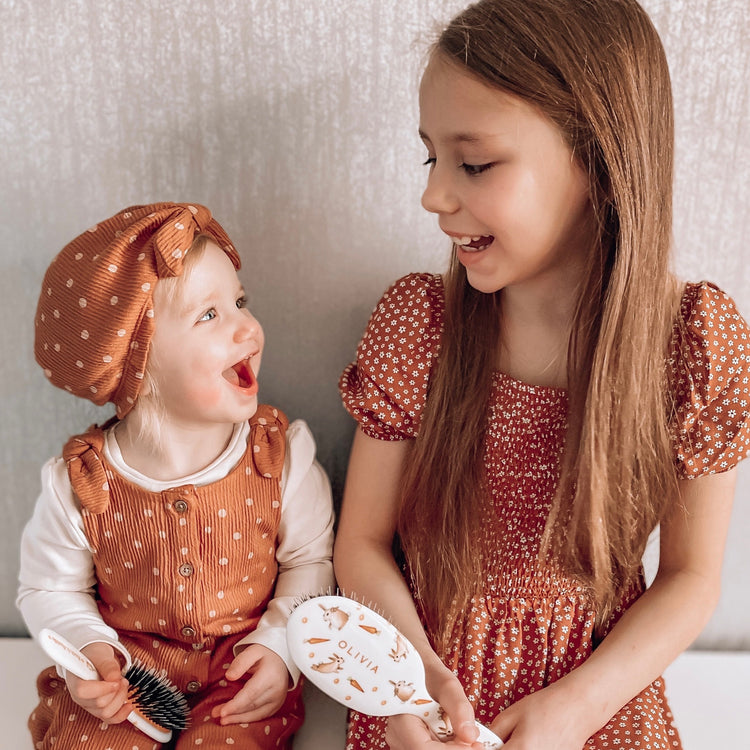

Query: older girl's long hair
[398,0,682,649]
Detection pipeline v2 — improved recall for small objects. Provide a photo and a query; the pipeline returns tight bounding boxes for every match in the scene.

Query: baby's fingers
[212,698,280,725]
[105,699,138,724]
[385,713,437,748]
[224,645,263,681]
[67,672,114,701]
[67,673,131,721]
[212,682,285,724]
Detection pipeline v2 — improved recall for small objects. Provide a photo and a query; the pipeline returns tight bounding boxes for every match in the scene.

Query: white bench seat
[3,638,747,748]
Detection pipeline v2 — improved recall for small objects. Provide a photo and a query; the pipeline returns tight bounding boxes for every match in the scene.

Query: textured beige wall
[1,0,747,648]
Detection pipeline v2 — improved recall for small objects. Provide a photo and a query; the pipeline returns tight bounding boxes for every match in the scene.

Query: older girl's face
[419,55,593,297]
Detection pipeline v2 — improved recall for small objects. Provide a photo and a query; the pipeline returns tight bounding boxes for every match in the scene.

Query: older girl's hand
[65,641,132,724]
[489,681,591,750]
[384,657,485,749]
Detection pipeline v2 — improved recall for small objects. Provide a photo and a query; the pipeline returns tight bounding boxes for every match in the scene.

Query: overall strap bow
[62,425,111,513]
[250,405,289,479]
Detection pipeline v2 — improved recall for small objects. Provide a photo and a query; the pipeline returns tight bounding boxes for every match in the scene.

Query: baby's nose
[234,311,260,342]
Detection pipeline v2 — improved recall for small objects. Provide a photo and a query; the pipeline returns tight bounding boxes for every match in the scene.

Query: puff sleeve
[670,282,750,478]
[339,273,444,440]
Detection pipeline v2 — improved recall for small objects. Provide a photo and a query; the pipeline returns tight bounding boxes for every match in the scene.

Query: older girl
[335,2,749,748]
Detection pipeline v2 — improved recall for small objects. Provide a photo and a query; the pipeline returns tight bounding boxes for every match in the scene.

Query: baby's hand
[65,642,132,724]
[211,643,290,725]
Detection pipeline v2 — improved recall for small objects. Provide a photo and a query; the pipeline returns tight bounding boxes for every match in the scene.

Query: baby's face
[147,240,264,428]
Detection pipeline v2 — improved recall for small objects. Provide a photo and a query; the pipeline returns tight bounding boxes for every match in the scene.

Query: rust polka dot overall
[340,273,750,750]
[29,405,304,750]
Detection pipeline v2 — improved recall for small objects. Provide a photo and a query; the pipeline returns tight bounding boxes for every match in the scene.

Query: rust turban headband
[35,202,241,418]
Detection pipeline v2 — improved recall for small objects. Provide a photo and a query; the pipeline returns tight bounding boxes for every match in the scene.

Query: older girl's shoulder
[670,281,750,477]
[674,281,749,369]
[372,272,445,325]
[355,272,445,374]
[339,273,444,441]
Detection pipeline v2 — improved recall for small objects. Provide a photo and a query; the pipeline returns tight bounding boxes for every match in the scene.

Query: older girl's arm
[334,430,430,657]
[334,428,482,747]
[491,467,738,747]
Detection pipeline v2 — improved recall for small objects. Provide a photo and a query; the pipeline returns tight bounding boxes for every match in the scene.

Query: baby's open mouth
[223,357,258,392]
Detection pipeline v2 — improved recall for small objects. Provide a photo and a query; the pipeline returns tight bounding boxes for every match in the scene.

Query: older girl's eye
[236,295,247,310]
[199,308,216,322]
[422,156,436,168]
[462,162,494,176]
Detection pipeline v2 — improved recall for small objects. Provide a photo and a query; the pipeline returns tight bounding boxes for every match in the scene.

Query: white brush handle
[38,628,172,743]
[405,698,503,748]
[473,723,505,748]
[39,628,99,679]
[409,700,503,747]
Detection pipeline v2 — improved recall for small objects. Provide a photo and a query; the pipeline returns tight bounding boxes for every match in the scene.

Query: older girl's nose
[421,164,460,215]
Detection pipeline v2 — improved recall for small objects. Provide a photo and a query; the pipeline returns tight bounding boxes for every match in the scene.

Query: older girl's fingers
[385,713,436,748]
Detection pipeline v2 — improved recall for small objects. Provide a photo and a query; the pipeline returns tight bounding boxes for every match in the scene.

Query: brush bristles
[290,588,389,619]
[124,660,190,731]
[290,586,340,610]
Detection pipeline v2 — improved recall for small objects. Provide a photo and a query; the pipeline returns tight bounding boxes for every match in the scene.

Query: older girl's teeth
[452,235,493,251]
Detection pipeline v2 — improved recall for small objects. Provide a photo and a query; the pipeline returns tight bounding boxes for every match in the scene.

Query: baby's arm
[212,419,335,724]
[18,456,134,721]
[490,468,737,749]
[334,429,484,749]
[18,456,127,650]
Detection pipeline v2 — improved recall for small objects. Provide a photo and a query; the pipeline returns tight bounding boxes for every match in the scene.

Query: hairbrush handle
[404,697,503,748]
[287,595,503,748]
[470,722,506,748]
[38,628,172,743]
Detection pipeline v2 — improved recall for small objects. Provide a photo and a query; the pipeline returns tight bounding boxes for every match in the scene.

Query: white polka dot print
[36,404,296,747]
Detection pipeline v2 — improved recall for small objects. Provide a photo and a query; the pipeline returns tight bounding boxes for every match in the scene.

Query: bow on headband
[35,202,240,417]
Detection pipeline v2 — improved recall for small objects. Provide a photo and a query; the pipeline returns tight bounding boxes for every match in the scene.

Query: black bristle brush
[38,628,189,742]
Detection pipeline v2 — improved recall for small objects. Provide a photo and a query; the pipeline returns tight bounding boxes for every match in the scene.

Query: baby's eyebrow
[181,303,206,319]
[176,292,214,318]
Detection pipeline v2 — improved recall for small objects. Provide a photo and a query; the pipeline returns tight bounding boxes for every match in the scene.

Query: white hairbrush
[38,628,189,743]
[287,594,503,748]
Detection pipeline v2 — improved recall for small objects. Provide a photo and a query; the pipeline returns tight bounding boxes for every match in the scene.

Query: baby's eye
[461,162,494,176]
[236,295,247,310]
[422,156,436,168]
[199,308,216,322]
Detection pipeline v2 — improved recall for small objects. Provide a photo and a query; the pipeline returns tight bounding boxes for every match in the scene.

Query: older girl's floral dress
[339,273,750,750]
